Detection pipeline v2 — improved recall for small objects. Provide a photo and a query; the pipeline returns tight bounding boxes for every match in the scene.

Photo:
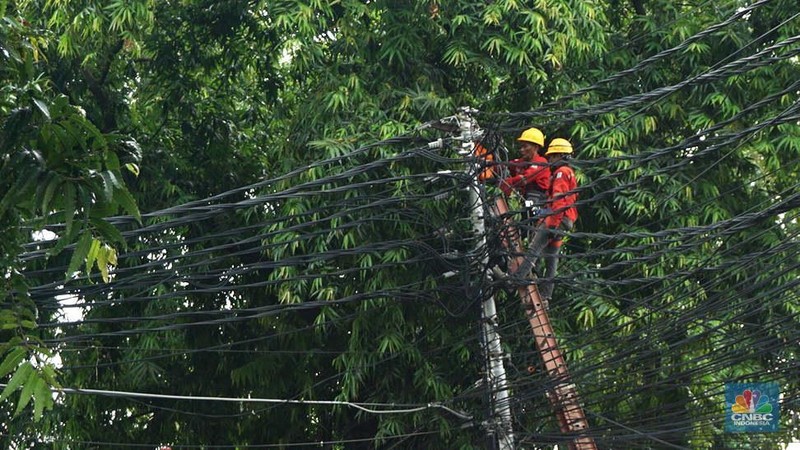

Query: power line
[0,383,473,420]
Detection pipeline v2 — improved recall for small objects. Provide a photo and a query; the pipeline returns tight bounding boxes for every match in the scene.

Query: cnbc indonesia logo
[729,387,776,429]
[725,382,779,432]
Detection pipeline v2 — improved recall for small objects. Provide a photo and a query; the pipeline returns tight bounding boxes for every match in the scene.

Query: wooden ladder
[489,197,597,450]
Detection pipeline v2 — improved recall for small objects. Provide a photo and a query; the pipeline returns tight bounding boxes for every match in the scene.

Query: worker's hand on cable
[533,208,552,218]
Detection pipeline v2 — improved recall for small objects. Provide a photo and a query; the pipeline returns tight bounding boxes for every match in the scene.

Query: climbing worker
[499,128,551,241]
[521,137,579,308]
[499,127,551,209]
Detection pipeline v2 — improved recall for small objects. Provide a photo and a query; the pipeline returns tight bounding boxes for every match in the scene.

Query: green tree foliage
[1,0,798,449]
[513,1,800,447]
[1,0,142,428]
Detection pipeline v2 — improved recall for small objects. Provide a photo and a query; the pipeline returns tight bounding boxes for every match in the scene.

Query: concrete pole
[457,109,515,450]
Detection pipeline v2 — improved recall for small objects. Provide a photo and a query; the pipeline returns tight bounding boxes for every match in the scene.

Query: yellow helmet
[517,127,545,146]
[545,138,573,155]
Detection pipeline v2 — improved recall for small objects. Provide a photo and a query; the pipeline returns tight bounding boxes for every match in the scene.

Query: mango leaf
[0,347,26,378]
[32,98,50,120]
[98,171,114,202]
[124,162,140,176]
[85,238,101,275]
[14,368,37,416]
[105,150,121,170]
[96,244,110,282]
[114,185,141,223]
[66,231,93,279]
[40,174,61,214]
[0,361,32,403]
[33,376,53,421]
[62,182,76,241]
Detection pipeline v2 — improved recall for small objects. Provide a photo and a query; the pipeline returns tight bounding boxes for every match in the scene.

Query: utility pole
[452,108,516,450]
[432,108,594,449]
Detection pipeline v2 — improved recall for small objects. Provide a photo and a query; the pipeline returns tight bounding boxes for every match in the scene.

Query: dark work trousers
[517,217,573,300]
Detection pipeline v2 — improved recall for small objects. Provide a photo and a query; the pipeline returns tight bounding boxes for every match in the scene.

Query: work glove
[532,208,552,218]
[560,217,574,231]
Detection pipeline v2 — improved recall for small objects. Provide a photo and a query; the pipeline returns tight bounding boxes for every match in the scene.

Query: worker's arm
[499,159,527,195]
[521,163,550,192]
[500,174,525,195]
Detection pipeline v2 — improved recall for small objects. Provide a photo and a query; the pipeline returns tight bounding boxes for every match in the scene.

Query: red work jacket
[545,164,579,229]
[500,154,550,198]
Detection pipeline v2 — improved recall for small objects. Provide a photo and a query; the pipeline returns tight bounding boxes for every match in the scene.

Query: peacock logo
[725,382,779,432]
[731,388,773,414]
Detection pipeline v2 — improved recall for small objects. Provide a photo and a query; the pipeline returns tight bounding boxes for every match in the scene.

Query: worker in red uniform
[521,138,579,307]
[499,128,551,236]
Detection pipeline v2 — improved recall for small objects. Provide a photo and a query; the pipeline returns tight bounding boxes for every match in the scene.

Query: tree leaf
[124,162,140,177]
[114,186,141,223]
[66,231,93,279]
[96,245,110,282]
[40,174,61,215]
[105,150,121,171]
[33,376,53,421]
[85,238,101,275]
[33,98,50,120]
[0,347,26,379]
[14,369,37,416]
[0,361,32,403]
[98,171,114,202]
